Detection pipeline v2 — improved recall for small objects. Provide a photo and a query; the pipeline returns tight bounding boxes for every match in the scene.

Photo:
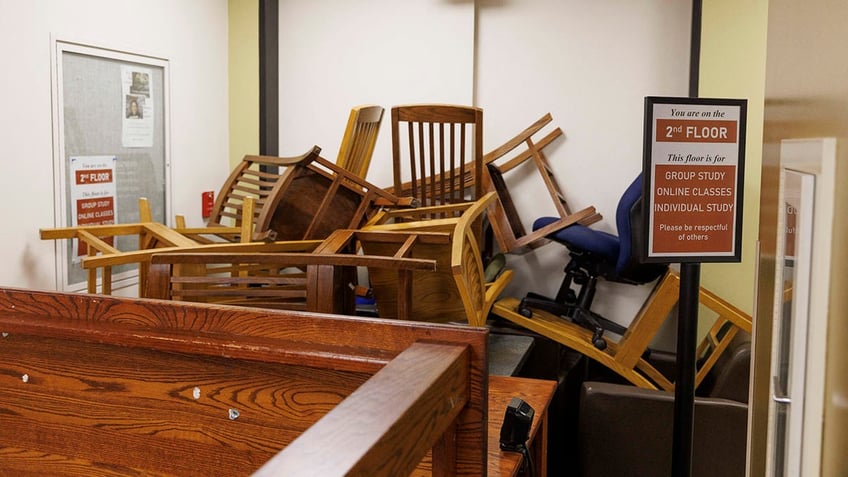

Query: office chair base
[518,295,627,350]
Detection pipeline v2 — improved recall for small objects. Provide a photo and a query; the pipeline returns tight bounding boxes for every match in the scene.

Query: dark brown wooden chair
[483,113,601,254]
[175,146,405,243]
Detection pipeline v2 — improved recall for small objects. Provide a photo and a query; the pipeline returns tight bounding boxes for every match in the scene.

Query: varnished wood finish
[41,147,408,296]
[335,104,384,179]
[254,342,469,476]
[204,146,324,239]
[391,104,484,213]
[145,250,436,314]
[337,192,512,325]
[255,151,405,242]
[487,376,557,477]
[0,287,489,476]
[493,269,753,391]
[482,113,601,254]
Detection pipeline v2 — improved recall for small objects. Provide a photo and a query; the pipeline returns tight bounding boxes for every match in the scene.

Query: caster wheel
[518,305,533,318]
[593,337,607,350]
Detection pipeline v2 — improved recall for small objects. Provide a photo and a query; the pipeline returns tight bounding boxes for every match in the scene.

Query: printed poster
[69,155,118,261]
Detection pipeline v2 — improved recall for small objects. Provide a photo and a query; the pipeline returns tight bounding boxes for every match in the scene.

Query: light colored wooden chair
[335,104,384,179]
[492,269,752,390]
[324,192,513,326]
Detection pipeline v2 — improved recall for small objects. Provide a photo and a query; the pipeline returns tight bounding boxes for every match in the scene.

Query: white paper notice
[121,65,154,147]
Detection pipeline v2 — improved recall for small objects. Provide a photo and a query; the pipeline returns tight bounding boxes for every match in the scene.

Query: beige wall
[228,0,259,169]
[754,0,848,475]
[699,0,768,318]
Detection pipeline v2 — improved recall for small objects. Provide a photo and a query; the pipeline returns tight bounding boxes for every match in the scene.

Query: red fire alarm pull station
[201,191,214,218]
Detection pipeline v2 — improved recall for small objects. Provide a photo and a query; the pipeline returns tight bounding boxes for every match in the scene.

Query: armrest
[578,381,747,477]
[243,145,322,168]
[253,342,470,477]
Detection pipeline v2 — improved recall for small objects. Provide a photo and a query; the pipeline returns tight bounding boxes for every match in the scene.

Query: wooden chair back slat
[336,104,384,179]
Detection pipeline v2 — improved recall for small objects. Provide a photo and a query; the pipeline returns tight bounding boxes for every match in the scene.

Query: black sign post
[642,96,747,477]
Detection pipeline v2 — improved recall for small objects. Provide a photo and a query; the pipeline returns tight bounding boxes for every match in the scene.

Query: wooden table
[488,375,557,476]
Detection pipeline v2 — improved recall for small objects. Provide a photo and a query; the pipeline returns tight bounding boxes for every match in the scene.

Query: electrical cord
[502,443,535,477]
[518,443,535,477]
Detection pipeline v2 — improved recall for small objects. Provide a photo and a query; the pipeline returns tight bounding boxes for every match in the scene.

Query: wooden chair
[322,192,513,326]
[483,112,601,254]
[174,145,405,243]
[175,104,384,242]
[492,268,753,391]
[145,249,436,314]
[390,104,484,212]
[175,147,324,243]
[335,104,384,179]
[41,196,322,296]
[0,286,489,476]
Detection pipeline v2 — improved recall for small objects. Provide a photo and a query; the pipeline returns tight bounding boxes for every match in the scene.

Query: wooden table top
[487,375,557,477]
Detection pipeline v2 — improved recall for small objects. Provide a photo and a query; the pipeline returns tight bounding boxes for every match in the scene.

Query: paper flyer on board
[121,65,154,147]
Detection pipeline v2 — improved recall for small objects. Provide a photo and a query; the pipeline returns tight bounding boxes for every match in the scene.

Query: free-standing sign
[643,96,746,263]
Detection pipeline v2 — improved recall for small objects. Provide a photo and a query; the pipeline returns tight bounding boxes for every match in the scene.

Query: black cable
[509,443,535,477]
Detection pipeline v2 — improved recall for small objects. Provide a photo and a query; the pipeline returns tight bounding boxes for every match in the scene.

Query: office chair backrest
[615,174,667,283]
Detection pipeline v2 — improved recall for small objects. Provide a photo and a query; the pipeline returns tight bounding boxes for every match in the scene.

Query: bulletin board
[51,40,171,291]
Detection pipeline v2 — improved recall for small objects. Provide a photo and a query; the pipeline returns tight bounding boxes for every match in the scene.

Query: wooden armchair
[178,105,384,242]
[175,145,405,243]
[321,192,513,326]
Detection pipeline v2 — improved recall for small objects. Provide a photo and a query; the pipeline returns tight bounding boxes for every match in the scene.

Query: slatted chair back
[391,104,484,215]
[207,147,323,232]
[336,104,384,179]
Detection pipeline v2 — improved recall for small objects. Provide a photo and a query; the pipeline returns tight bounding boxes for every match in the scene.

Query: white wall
[0,0,230,292]
[277,0,691,335]
[477,0,691,335]
[277,0,475,189]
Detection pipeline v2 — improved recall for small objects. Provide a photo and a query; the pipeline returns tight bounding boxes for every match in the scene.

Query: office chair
[517,174,667,350]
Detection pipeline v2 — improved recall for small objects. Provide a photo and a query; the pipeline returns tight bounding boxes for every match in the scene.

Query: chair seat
[533,217,619,262]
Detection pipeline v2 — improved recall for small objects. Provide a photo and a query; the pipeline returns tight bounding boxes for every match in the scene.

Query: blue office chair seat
[532,219,619,262]
[518,175,667,350]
